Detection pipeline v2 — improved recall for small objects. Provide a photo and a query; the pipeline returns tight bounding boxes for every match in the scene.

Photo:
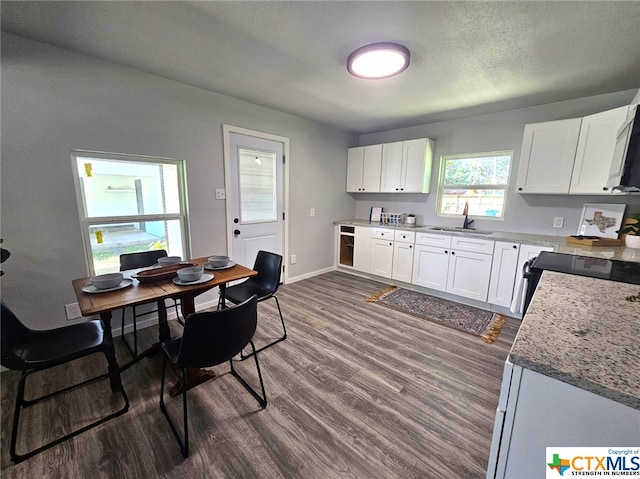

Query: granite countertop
[509,270,640,410]
[335,219,640,263]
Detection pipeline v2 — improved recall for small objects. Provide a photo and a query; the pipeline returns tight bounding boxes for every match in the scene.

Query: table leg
[119,300,169,372]
[100,311,123,392]
[219,283,227,308]
[157,298,170,342]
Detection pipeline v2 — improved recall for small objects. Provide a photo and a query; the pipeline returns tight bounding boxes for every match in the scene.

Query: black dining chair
[0,300,130,463]
[160,295,267,458]
[119,249,182,356]
[218,250,287,359]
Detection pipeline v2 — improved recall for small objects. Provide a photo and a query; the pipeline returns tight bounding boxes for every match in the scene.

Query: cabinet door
[380,141,404,192]
[516,118,581,194]
[346,147,364,192]
[402,138,432,193]
[353,226,372,272]
[447,250,493,302]
[570,106,628,194]
[392,242,414,282]
[370,239,394,278]
[411,244,449,291]
[362,144,382,192]
[607,108,636,189]
[487,242,520,307]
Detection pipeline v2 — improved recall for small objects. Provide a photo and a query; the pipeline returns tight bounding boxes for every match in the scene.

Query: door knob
[234,229,241,236]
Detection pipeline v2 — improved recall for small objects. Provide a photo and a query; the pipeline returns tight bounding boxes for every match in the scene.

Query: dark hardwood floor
[1,271,518,478]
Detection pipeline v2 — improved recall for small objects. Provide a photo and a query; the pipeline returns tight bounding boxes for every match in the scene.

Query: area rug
[366,286,506,344]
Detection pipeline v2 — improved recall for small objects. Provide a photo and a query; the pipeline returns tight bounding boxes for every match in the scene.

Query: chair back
[252,251,283,295]
[0,301,31,371]
[119,250,168,271]
[174,295,258,368]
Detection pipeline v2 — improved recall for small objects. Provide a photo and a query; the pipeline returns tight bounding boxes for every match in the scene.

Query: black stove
[532,251,640,285]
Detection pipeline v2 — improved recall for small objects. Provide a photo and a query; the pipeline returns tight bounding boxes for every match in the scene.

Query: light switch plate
[215,189,226,200]
[553,217,564,228]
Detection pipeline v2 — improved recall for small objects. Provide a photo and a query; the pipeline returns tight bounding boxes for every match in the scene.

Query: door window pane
[239,148,277,223]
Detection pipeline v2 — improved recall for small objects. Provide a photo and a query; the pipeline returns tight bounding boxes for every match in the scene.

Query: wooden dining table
[71,256,257,395]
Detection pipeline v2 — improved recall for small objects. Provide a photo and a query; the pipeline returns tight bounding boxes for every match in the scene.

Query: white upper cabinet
[346,144,382,192]
[570,105,629,194]
[516,118,582,194]
[380,138,433,193]
[380,141,404,192]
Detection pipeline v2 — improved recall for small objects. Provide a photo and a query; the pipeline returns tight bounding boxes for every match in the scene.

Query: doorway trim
[222,124,290,284]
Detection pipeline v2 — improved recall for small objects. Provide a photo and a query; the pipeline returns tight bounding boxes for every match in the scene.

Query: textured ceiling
[2,1,640,133]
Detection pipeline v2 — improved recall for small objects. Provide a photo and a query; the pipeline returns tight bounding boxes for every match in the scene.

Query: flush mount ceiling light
[347,42,410,79]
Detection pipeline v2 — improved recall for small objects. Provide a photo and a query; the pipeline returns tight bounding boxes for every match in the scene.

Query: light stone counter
[509,271,640,410]
[335,219,640,263]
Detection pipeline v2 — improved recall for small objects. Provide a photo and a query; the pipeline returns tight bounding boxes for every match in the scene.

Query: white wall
[0,33,356,328]
[357,91,640,235]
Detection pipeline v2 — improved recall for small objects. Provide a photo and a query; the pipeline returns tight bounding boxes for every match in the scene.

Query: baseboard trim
[287,266,335,284]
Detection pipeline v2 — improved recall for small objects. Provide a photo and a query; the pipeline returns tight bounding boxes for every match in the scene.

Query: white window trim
[436,150,513,220]
[71,149,191,276]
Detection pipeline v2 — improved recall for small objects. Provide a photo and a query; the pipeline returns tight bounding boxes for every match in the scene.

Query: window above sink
[437,151,513,220]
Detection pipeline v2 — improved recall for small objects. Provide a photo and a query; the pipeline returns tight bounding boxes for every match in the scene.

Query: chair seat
[19,321,106,368]
[224,281,272,303]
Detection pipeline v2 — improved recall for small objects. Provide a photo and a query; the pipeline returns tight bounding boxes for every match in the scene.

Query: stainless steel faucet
[462,201,474,229]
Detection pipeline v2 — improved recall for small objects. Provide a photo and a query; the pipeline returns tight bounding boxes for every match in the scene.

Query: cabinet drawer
[415,232,451,248]
[394,230,416,243]
[450,236,494,254]
[372,228,394,239]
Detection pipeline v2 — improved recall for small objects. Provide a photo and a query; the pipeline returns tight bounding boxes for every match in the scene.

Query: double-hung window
[437,151,513,219]
[72,150,190,275]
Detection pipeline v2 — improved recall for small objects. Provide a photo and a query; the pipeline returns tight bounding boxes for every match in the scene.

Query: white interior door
[223,126,286,274]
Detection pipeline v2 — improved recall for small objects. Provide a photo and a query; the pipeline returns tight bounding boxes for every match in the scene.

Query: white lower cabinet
[487,242,520,307]
[371,238,394,278]
[488,364,640,479]
[412,234,493,302]
[392,230,415,282]
[344,226,554,310]
[412,234,451,290]
[446,249,493,302]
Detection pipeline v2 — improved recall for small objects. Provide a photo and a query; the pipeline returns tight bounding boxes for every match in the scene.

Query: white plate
[172,273,214,285]
[204,261,236,271]
[82,279,134,294]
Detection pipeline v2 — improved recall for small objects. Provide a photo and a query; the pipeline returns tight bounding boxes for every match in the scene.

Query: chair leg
[240,295,287,360]
[9,355,130,464]
[160,360,189,458]
[120,307,138,357]
[173,299,184,326]
[231,340,267,408]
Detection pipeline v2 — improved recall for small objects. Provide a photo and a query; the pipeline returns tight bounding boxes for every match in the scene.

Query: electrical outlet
[65,303,83,320]
[290,254,296,264]
[310,208,316,217]
[553,216,564,228]
[215,188,226,200]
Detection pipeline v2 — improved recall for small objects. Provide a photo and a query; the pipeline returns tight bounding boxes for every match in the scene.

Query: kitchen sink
[429,227,494,235]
